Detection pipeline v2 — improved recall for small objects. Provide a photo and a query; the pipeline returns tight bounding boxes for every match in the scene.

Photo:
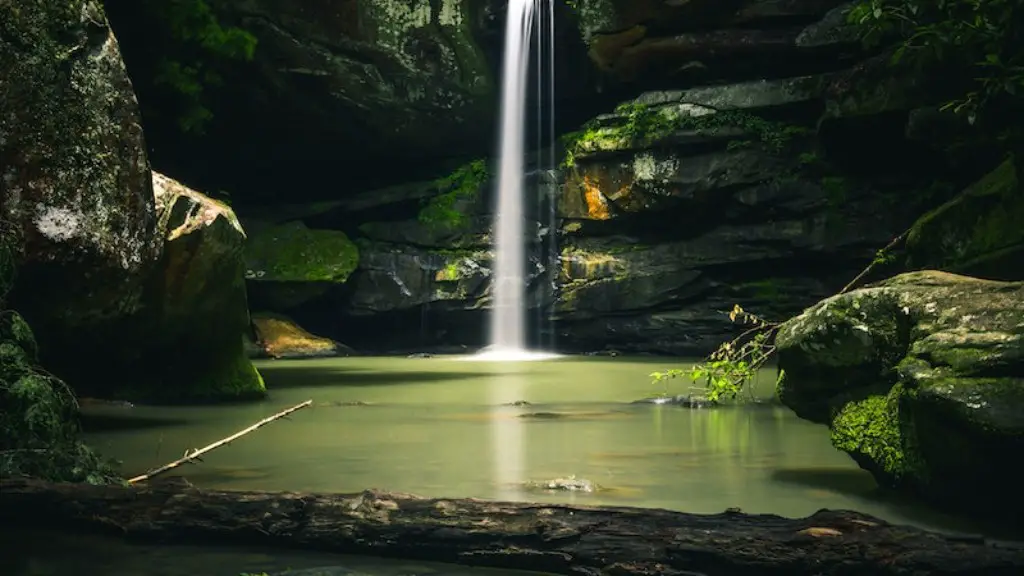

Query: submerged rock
[252,313,351,359]
[632,395,715,409]
[523,476,599,493]
[776,270,1024,522]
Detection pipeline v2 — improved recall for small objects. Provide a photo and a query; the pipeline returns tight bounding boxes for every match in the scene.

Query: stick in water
[126,399,313,485]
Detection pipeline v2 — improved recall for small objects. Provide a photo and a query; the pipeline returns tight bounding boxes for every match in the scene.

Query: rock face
[903,158,1024,281]
[1,3,262,403]
[105,0,503,198]
[573,0,858,87]
[775,270,1024,522]
[0,0,160,388]
[149,173,265,402]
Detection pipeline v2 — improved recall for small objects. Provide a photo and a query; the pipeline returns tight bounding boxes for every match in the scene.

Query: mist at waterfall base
[467,0,559,363]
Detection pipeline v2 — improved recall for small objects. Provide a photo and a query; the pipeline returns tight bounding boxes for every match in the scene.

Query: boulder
[0,0,160,393]
[147,173,265,402]
[252,313,351,359]
[903,158,1024,281]
[776,270,1024,522]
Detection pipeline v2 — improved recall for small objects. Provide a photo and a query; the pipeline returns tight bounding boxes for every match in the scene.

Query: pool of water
[77,355,979,536]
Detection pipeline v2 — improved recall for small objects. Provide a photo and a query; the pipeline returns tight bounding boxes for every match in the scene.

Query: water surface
[81,356,975,534]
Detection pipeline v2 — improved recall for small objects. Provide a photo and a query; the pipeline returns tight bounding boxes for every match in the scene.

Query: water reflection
[489,364,526,500]
[80,356,1005,536]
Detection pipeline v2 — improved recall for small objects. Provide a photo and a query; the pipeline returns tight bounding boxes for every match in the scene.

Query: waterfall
[475,0,557,362]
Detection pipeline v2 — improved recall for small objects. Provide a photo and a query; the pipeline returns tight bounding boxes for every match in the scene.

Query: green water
[4,356,989,575]
[79,356,972,530]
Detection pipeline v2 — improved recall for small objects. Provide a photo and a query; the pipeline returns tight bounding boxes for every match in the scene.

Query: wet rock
[503,400,532,406]
[632,395,716,409]
[523,475,599,493]
[776,270,1024,522]
[252,313,351,359]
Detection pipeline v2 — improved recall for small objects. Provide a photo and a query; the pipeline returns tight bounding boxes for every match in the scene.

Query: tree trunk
[1,478,1021,576]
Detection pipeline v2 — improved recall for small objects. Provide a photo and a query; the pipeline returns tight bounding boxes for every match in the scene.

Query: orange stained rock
[253,315,337,359]
[582,174,612,220]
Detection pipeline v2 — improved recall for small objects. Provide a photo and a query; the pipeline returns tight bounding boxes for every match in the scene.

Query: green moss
[0,226,120,484]
[739,278,786,301]
[830,384,914,483]
[419,159,489,230]
[562,102,809,167]
[246,222,359,282]
[905,158,1024,277]
[187,348,266,402]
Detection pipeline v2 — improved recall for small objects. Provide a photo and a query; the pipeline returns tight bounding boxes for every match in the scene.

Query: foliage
[848,0,1024,130]
[561,102,809,168]
[140,0,257,133]
[418,159,489,229]
[0,222,121,484]
[650,234,908,403]
[651,306,783,403]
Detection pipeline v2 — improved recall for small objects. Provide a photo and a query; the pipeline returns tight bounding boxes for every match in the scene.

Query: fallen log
[1,478,1021,576]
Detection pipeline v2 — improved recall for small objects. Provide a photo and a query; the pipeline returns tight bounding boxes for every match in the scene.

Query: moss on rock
[134,173,265,404]
[246,222,359,283]
[776,270,1024,522]
[904,157,1024,280]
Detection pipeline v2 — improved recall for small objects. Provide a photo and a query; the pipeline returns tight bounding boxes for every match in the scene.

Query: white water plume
[484,0,558,362]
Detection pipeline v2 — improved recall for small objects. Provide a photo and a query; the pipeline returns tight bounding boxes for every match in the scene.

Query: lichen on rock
[776,270,1024,521]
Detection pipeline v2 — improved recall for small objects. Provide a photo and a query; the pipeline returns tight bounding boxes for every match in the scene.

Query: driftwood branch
[126,399,312,484]
[1,478,1021,576]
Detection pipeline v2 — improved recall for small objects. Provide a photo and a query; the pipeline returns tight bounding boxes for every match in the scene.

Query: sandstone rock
[0,0,159,392]
[903,158,1024,281]
[776,270,1024,522]
[252,313,351,359]
[149,173,265,402]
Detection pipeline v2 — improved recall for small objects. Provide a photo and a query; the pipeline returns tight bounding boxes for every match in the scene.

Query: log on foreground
[2,478,1023,576]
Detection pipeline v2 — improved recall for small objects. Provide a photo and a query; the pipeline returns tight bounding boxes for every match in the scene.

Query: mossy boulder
[0,0,159,393]
[244,222,359,310]
[252,313,350,359]
[145,173,265,403]
[903,158,1024,280]
[776,270,1024,522]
